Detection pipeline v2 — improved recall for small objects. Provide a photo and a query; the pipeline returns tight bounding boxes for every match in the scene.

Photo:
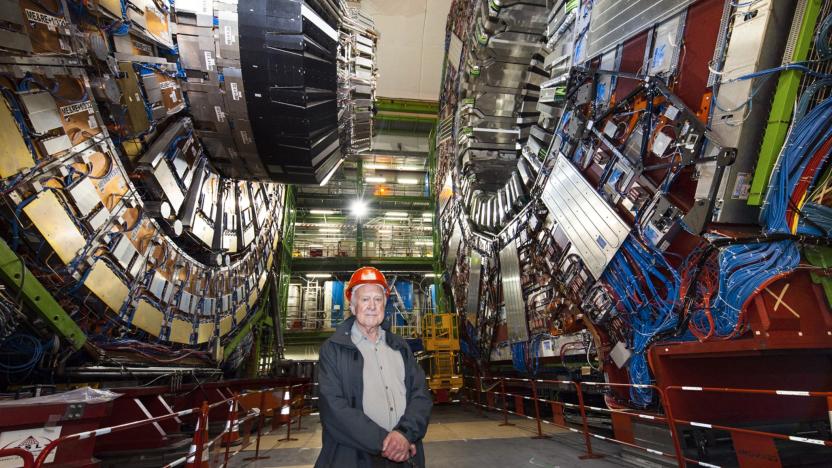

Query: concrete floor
[226,404,628,468]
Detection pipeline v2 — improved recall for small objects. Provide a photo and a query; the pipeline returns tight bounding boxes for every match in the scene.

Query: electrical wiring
[709,240,800,338]
[816,11,832,61]
[0,333,45,375]
[599,232,680,407]
[762,96,832,234]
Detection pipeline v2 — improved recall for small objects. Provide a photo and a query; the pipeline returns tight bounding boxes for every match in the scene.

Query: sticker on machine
[732,172,751,200]
[0,426,62,466]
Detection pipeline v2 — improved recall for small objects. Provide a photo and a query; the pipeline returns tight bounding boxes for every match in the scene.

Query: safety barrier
[464,377,832,468]
[29,383,316,467]
[0,448,34,468]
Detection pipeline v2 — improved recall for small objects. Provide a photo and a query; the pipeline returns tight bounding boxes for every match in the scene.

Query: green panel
[748,0,823,205]
[291,256,434,272]
[804,245,832,307]
[224,286,268,360]
[375,98,439,115]
[374,113,438,124]
[0,237,86,350]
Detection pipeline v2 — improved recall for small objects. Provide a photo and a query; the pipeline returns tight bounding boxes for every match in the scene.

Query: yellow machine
[421,313,463,402]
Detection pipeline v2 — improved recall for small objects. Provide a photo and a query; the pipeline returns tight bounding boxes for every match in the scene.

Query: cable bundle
[709,240,800,338]
[601,235,679,406]
[761,96,832,234]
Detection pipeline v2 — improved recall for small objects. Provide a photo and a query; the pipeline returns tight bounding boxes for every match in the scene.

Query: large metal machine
[436,0,832,465]
[0,0,377,385]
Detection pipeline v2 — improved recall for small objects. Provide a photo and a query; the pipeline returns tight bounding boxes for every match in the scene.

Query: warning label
[25,10,68,29]
[0,426,62,466]
[60,101,93,117]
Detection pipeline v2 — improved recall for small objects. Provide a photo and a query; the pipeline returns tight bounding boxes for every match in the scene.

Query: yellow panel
[133,300,164,336]
[267,251,274,270]
[258,271,268,291]
[219,315,233,336]
[0,99,34,178]
[234,304,247,323]
[197,321,215,343]
[95,0,122,17]
[170,318,192,344]
[24,191,87,264]
[247,289,258,309]
[84,260,128,313]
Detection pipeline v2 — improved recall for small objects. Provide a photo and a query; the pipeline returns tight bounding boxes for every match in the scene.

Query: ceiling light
[415,241,433,246]
[397,178,419,185]
[350,199,368,218]
[319,228,339,233]
[306,273,331,279]
[309,209,335,215]
[422,212,433,218]
[365,176,386,183]
[424,273,438,278]
[385,211,408,217]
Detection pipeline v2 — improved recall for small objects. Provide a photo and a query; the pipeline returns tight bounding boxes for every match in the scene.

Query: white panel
[540,153,630,279]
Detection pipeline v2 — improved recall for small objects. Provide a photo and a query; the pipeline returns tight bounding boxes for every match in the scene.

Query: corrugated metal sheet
[586,0,696,59]
[499,241,528,343]
[466,252,482,316]
[446,221,463,270]
[540,153,629,279]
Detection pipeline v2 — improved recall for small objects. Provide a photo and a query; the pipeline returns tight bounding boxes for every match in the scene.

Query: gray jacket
[315,316,433,468]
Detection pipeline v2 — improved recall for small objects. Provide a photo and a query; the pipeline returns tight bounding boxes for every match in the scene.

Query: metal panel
[170,318,192,344]
[540,153,630,279]
[446,221,463,269]
[499,241,527,343]
[586,0,696,59]
[24,191,87,265]
[132,300,164,336]
[84,260,129,313]
[466,252,482,321]
[0,99,35,177]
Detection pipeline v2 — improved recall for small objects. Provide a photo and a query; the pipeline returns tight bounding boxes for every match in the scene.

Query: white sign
[0,426,62,466]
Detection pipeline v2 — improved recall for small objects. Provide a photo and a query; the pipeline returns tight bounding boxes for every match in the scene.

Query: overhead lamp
[415,241,433,246]
[309,209,335,215]
[365,176,386,183]
[397,178,419,185]
[306,273,331,279]
[385,211,408,217]
[350,199,368,218]
[422,212,433,218]
[319,228,339,233]
[424,273,438,278]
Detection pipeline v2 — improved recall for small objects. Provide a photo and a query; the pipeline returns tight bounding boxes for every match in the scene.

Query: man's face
[351,284,386,330]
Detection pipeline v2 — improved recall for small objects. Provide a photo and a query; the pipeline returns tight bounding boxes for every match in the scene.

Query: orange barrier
[0,448,34,468]
[464,377,832,468]
[31,384,306,468]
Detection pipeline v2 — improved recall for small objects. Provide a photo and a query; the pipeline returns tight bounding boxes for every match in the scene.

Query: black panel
[239,0,341,184]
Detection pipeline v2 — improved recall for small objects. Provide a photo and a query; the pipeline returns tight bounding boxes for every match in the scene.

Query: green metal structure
[747,0,823,205]
[0,237,86,350]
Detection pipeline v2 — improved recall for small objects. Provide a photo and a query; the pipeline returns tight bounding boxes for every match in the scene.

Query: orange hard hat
[345,266,389,301]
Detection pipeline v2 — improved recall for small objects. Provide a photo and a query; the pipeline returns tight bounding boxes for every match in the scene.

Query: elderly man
[315,266,432,468]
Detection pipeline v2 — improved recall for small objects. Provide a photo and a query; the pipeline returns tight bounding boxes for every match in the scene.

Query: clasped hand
[381,430,416,462]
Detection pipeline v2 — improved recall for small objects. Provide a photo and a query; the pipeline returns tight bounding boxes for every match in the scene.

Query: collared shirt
[351,323,407,432]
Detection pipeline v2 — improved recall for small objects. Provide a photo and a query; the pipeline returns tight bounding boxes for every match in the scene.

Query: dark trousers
[370,455,413,467]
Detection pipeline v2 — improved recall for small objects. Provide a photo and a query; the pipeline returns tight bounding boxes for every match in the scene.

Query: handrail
[464,377,832,468]
[664,385,832,448]
[32,382,316,468]
[0,448,34,468]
